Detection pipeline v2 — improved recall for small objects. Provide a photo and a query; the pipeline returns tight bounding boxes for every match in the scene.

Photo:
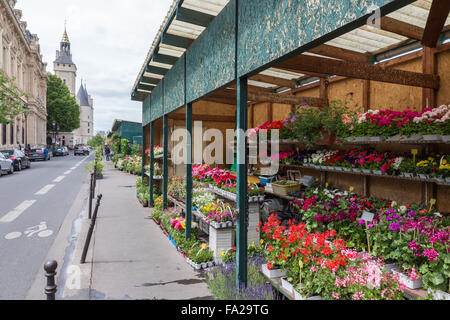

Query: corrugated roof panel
[158,46,185,57]
[149,61,173,69]
[261,68,304,80]
[144,72,164,79]
[181,0,230,16]
[167,19,205,40]
[248,80,277,88]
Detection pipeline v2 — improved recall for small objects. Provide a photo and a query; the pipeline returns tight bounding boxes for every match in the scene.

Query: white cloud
[17,0,171,132]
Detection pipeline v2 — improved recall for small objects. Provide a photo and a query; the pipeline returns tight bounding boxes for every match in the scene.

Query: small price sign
[361,211,375,223]
[325,183,329,188]
[349,186,355,193]
[430,198,436,206]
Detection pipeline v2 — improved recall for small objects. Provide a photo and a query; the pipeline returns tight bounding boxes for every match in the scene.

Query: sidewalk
[63,161,213,300]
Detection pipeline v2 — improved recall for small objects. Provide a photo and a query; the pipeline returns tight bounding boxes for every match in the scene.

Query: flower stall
[132,0,450,300]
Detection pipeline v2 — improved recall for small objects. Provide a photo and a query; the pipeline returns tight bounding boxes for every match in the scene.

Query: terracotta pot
[316,129,336,146]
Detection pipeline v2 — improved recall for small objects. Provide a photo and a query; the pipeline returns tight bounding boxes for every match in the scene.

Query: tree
[87,133,105,148]
[0,69,28,124]
[46,73,80,132]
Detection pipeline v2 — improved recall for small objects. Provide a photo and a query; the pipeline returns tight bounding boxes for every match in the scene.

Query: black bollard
[44,260,58,300]
[80,194,103,264]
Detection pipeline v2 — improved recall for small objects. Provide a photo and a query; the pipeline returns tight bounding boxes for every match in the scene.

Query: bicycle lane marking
[53,176,66,183]
[35,184,56,196]
[0,200,37,223]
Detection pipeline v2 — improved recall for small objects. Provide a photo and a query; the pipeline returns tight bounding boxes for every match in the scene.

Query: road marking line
[35,184,56,195]
[0,200,37,223]
[53,176,65,183]
[71,167,77,170]
[64,170,72,175]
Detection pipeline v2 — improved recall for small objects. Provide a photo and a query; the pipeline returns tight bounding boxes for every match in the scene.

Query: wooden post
[163,115,169,210]
[149,122,155,208]
[422,46,437,110]
[185,103,193,240]
[236,76,248,289]
[363,80,370,112]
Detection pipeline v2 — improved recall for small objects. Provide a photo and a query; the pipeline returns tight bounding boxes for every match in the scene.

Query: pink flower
[332,292,340,300]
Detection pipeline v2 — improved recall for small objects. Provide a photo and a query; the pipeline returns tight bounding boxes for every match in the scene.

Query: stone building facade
[0,0,48,149]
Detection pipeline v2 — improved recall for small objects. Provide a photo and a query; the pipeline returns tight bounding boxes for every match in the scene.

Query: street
[0,153,92,300]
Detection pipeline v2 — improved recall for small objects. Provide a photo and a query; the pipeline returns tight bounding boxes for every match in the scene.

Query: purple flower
[408,240,422,251]
[423,249,439,262]
[407,211,417,219]
[389,223,401,231]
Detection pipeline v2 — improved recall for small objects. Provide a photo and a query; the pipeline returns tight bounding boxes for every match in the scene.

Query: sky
[17,0,172,133]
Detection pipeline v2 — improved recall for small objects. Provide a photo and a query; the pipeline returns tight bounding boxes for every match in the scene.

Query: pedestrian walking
[105,145,111,161]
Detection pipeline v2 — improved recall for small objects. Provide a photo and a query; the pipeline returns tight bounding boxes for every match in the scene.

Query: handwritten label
[430,199,436,206]
[361,211,375,223]
[349,186,355,192]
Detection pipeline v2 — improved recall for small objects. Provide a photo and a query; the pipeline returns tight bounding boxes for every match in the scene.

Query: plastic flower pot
[352,168,360,173]
[207,262,214,268]
[384,263,400,274]
[354,137,367,143]
[418,174,429,181]
[293,285,322,300]
[442,135,450,143]
[262,264,286,279]
[194,263,202,271]
[392,270,423,289]
[446,177,450,184]
[345,137,355,143]
[226,221,233,228]
[422,135,441,142]
[373,170,382,175]
[362,169,372,174]
[220,222,228,229]
[387,135,402,142]
[343,168,351,172]
[201,263,208,269]
[316,129,336,146]
[369,136,385,142]
[428,289,450,301]
[435,177,445,184]
[259,195,265,202]
[335,167,343,172]
[281,277,294,295]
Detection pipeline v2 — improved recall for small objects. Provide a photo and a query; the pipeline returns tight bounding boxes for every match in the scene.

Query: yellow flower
[201,243,208,250]
[443,159,448,165]
[260,239,264,245]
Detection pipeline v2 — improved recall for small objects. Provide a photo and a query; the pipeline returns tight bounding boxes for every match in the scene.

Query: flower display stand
[281,278,294,294]
[248,203,261,247]
[209,226,233,262]
[261,264,286,279]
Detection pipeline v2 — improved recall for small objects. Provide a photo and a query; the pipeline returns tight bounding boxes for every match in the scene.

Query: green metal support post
[163,115,169,210]
[149,122,155,208]
[236,76,248,289]
[185,103,193,240]
[141,126,146,180]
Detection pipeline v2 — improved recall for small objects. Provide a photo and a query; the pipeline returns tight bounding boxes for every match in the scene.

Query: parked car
[27,148,51,161]
[74,146,89,156]
[0,152,14,175]
[54,146,69,157]
[0,149,31,171]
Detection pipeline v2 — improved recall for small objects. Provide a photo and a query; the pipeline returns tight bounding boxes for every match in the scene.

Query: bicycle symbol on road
[5,222,54,240]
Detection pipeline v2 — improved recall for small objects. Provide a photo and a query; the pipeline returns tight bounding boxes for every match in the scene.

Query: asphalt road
[0,152,93,300]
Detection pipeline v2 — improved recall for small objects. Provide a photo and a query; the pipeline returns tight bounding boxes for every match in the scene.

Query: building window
[63,79,66,84]
[88,129,90,134]
[22,127,25,144]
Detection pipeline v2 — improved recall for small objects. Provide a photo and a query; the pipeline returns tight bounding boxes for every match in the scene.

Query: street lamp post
[52,121,56,151]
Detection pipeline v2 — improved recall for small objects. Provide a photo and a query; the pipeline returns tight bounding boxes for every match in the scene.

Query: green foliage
[46,73,80,132]
[88,134,105,149]
[291,99,352,147]
[121,139,130,155]
[0,69,28,124]
[85,161,104,175]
